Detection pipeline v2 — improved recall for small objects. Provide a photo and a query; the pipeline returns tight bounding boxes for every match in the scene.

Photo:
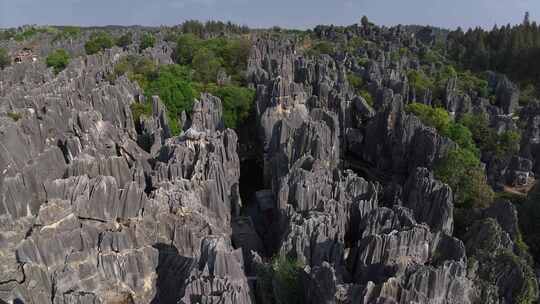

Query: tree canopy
[447,12,540,89]
[406,103,493,207]
[46,49,70,74]
[116,32,133,48]
[85,32,114,55]
[139,33,156,51]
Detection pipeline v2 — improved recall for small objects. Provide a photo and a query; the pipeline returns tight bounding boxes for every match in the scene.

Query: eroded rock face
[487,72,520,115]
[245,31,537,304]
[1,26,538,304]
[360,94,454,176]
[0,47,251,304]
[181,236,253,304]
[403,167,454,235]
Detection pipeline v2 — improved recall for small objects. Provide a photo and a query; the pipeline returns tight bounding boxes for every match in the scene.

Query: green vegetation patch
[46,49,70,74]
[406,103,494,208]
[305,41,335,57]
[460,114,520,158]
[130,102,152,123]
[347,73,364,94]
[144,65,198,135]
[256,255,304,304]
[435,148,494,208]
[114,33,254,134]
[174,34,251,83]
[408,70,435,101]
[14,26,55,41]
[199,84,256,128]
[85,31,114,55]
[7,112,22,121]
[53,26,81,42]
[140,33,156,51]
[115,32,133,48]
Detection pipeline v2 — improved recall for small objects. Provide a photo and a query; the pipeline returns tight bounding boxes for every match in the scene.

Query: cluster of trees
[144,65,197,134]
[0,29,16,41]
[180,20,250,38]
[347,73,373,105]
[46,49,70,74]
[406,103,494,208]
[201,84,256,128]
[130,102,152,124]
[174,34,251,83]
[12,26,56,41]
[115,47,255,134]
[85,32,114,55]
[447,12,540,88]
[139,33,156,51]
[256,255,304,304]
[0,26,80,42]
[53,26,81,42]
[408,62,490,104]
[460,114,521,158]
[115,32,133,48]
[85,31,155,55]
[407,102,522,208]
[305,41,335,57]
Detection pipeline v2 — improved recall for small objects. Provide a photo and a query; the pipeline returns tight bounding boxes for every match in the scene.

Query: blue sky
[0,0,538,30]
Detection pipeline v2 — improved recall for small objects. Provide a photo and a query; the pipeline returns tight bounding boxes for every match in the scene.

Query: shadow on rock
[151,243,196,304]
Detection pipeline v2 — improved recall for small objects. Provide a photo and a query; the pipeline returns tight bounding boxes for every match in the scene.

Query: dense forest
[447,12,540,103]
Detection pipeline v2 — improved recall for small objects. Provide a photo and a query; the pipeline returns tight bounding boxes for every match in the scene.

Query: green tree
[192,48,222,83]
[443,123,479,156]
[460,113,521,158]
[406,103,451,133]
[407,70,435,100]
[181,20,205,37]
[308,41,335,56]
[346,37,365,54]
[85,32,114,55]
[54,26,81,41]
[435,148,494,208]
[113,54,157,86]
[208,85,255,128]
[496,130,521,158]
[359,90,374,106]
[347,73,364,94]
[46,49,70,74]
[220,38,251,81]
[140,33,156,51]
[130,102,152,123]
[460,113,496,152]
[14,27,41,41]
[144,65,197,135]
[271,255,304,304]
[0,48,10,70]
[116,32,133,48]
[0,29,16,41]
[174,34,201,65]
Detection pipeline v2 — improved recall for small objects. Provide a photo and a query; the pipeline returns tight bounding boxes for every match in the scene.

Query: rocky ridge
[0,23,538,304]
